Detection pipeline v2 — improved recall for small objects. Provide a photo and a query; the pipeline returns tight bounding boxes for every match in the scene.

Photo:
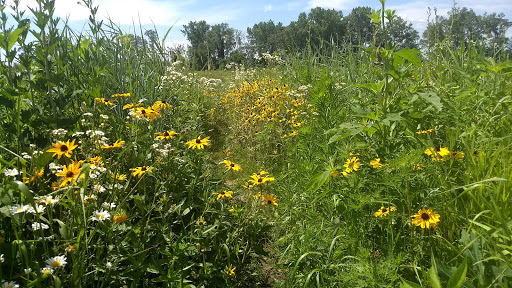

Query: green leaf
[400,278,422,288]
[12,180,35,208]
[417,92,443,111]
[447,259,467,288]
[8,26,27,52]
[307,170,331,193]
[428,266,442,288]
[394,48,422,68]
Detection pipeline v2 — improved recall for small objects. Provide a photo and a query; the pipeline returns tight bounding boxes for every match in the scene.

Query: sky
[6,0,512,48]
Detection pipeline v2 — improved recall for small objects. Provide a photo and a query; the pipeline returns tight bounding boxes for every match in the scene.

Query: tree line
[177,6,511,70]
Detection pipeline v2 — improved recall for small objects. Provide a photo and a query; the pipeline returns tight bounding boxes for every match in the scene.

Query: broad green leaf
[447,259,467,288]
[307,170,331,193]
[400,279,422,288]
[417,92,443,111]
[428,266,442,288]
[394,48,422,67]
[8,26,27,52]
[12,180,35,208]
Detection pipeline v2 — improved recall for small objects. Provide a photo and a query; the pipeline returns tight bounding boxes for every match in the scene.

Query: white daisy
[92,210,111,221]
[39,195,59,206]
[41,266,53,275]
[11,205,31,214]
[102,202,116,209]
[2,281,20,288]
[31,222,50,231]
[46,255,67,268]
[93,184,106,193]
[3,168,21,177]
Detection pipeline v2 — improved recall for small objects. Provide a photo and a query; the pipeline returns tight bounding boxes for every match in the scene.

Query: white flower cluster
[3,168,21,177]
[89,164,107,179]
[254,53,285,65]
[52,128,68,138]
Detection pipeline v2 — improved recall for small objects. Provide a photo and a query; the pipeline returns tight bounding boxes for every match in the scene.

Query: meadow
[1,0,512,287]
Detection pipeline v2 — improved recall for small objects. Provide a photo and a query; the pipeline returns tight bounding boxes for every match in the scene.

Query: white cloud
[264,4,273,12]
[307,0,355,10]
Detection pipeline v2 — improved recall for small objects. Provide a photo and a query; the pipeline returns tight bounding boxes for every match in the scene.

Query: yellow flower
[373,206,390,217]
[23,167,44,184]
[344,157,360,173]
[416,128,435,134]
[89,156,102,165]
[130,166,154,178]
[224,265,236,276]
[133,107,161,121]
[249,174,275,186]
[95,98,116,106]
[424,147,451,161]
[123,103,143,110]
[330,170,348,177]
[228,206,235,213]
[56,161,83,187]
[212,190,234,201]
[452,151,464,160]
[197,216,206,226]
[115,174,127,181]
[152,100,171,111]
[261,193,278,206]
[223,160,242,172]
[101,140,125,149]
[47,139,78,159]
[411,208,440,229]
[111,93,130,98]
[185,136,211,149]
[155,131,178,140]
[113,214,127,223]
[370,158,385,168]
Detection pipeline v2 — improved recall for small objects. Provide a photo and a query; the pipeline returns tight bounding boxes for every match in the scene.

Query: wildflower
[330,170,348,177]
[46,255,67,268]
[113,214,127,223]
[133,107,161,121]
[111,93,130,98]
[94,98,116,106]
[101,140,125,149]
[412,163,424,171]
[152,100,171,111]
[41,267,53,275]
[115,174,127,181]
[31,222,50,231]
[185,136,211,149]
[411,208,440,229]
[3,168,21,177]
[65,245,76,252]
[223,160,242,172]
[344,157,361,173]
[249,174,275,186]
[84,194,97,205]
[93,185,106,193]
[224,265,236,276]
[23,167,44,184]
[155,131,178,140]
[102,202,116,209]
[92,210,111,221]
[374,206,396,217]
[123,103,143,110]
[261,193,279,206]
[130,166,153,178]
[196,216,206,226]
[452,151,464,160]
[370,158,385,168]
[424,147,451,161]
[212,190,234,201]
[47,139,78,159]
[56,161,83,187]
[228,206,235,213]
[11,205,32,214]
[2,281,19,288]
[416,128,435,134]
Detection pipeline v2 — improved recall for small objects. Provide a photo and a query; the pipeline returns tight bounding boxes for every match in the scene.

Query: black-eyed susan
[115,174,127,181]
[89,156,102,165]
[111,93,130,98]
[249,174,275,186]
[370,158,385,168]
[123,103,143,110]
[130,166,153,178]
[185,136,211,149]
[155,131,178,140]
[101,140,125,149]
[223,160,242,172]
[47,139,78,159]
[424,147,451,161]
[23,167,44,184]
[224,265,236,276]
[152,100,171,111]
[94,98,116,106]
[212,190,234,201]
[196,216,206,226]
[330,170,348,177]
[133,107,161,121]
[373,206,390,217]
[411,208,440,229]
[344,157,361,173]
[416,128,435,134]
[261,193,278,206]
[56,161,83,187]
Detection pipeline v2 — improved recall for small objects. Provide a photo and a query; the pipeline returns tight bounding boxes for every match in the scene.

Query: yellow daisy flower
[223,160,242,172]
[411,208,440,229]
[185,136,211,149]
[370,158,385,168]
[344,157,361,173]
[129,166,154,178]
[56,161,83,187]
[47,139,78,159]
[261,193,278,206]
[94,98,116,106]
[155,131,178,140]
[101,140,125,149]
[212,190,234,201]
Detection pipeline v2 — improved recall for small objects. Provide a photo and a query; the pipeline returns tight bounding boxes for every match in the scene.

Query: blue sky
[6,0,512,48]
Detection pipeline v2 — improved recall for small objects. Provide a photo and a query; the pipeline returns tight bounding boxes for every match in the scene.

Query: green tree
[182,20,210,70]
[342,6,374,47]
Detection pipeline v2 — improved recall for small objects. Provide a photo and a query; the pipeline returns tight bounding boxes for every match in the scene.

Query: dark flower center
[141,110,146,114]
[382,208,387,212]
[66,171,74,178]
[230,163,235,167]
[141,167,147,171]
[161,100,167,104]
[258,178,263,183]
[267,200,272,204]
[60,145,68,152]
[220,191,225,195]
[421,213,430,220]
[163,132,169,136]
[196,139,201,144]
